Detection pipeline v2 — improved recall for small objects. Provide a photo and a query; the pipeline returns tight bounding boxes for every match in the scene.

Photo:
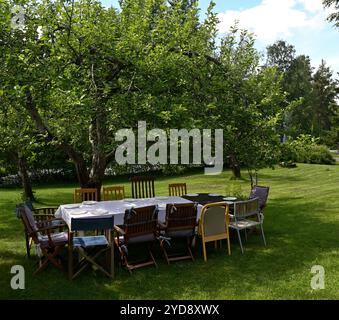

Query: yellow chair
[168,183,187,196]
[102,186,125,201]
[74,188,98,203]
[199,202,231,262]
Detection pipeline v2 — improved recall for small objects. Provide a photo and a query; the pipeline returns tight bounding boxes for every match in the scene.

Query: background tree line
[266,40,338,149]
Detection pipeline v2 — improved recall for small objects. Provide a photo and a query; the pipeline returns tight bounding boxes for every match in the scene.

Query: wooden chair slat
[131,176,156,199]
[74,188,98,203]
[168,183,187,197]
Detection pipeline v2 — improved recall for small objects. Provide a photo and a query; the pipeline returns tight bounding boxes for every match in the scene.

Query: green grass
[1,163,339,299]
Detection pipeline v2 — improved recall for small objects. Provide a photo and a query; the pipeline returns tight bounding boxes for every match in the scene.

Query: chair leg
[160,239,170,265]
[25,233,31,259]
[227,237,231,256]
[202,241,207,262]
[68,244,73,280]
[148,243,158,268]
[244,229,247,241]
[119,248,132,274]
[260,224,267,246]
[34,256,50,275]
[236,229,244,254]
[35,247,64,275]
[109,243,114,279]
[187,237,194,262]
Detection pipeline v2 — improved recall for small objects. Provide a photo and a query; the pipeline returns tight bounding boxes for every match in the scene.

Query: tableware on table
[82,201,97,205]
[208,193,220,196]
[185,193,199,197]
[223,197,237,201]
[89,209,109,216]
[71,210,88,216]
[64,204,81,209]
[124,203,136,208]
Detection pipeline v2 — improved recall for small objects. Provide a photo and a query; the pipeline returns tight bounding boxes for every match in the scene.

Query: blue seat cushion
[73,236,108,247]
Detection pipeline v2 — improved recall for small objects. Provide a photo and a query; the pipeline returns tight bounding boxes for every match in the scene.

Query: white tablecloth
[55,196,202,231]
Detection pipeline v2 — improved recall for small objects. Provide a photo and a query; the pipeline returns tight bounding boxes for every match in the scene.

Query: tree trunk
[87,155,107,201]
[229,153,241,179]
[248,169,258,188]
[23,83,116,200]
[17,155,35,201]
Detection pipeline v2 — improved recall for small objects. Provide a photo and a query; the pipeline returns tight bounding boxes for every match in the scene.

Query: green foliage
[266,40,296,73]
[0,0,287,188]
[281,134,335,165]
[323,0,339,27]
[225,182,247,200]
[266,41,339,148]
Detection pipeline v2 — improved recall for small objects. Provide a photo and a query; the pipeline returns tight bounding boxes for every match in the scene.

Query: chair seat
[165,229,196,238]
[38,231,68,247]
[73,235,108,247]
[119,233,156,245]
[229,219,261,230]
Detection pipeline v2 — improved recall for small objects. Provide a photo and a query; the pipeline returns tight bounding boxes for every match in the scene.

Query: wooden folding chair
[74,188,98,203]
[114,205,158,273]
[16,204,60,258]
[18,205,68,274]
[168,183,187,196]
[131,176,155,199]
[68,216,115,280]
[159,203,198,264]
[102,186,125,201]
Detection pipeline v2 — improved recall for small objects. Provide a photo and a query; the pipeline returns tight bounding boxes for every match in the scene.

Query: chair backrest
[18,205,39,242]
[131,176,155,199]
[102,186,125,201]
[200,202,229,237]
[74,188,98,203]
[165,203,197,233]
[168,183,187,197]
[123,205,158,242]
[233,198,259,219]
[249,185,269,211]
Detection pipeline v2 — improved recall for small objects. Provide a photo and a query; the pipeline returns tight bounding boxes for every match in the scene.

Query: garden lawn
[0,163,339,300]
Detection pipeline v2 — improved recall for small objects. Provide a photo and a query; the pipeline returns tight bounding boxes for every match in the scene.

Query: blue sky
[101,0,339,77]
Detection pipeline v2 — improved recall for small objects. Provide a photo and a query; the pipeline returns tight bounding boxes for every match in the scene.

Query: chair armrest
[33,214,55,218]
[37,217,63,223]
[114,225,125,235]
[33,207,58,215]
[37,218,65,228]
[37,224,67,233]
[35,215,58,223]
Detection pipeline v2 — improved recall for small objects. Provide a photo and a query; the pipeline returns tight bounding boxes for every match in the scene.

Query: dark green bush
[280,134,335,165]
[308,145,335,165]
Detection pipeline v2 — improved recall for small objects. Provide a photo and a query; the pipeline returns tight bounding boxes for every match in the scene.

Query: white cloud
[217,0,328,42]
[298,0,324,13]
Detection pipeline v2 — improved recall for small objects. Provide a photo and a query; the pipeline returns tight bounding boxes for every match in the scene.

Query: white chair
[229,198,266,254]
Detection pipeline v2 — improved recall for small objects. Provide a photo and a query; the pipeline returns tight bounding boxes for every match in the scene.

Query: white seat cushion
[229,219,261,230]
